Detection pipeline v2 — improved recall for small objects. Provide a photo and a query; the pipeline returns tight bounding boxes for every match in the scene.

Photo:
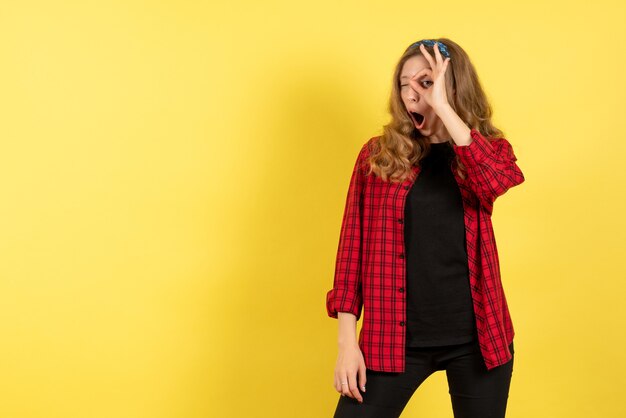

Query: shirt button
[399,253,405,259]
[397,218,403,224]
[398,287,405,292]
[403,185,410,190]
[399,321,405,326]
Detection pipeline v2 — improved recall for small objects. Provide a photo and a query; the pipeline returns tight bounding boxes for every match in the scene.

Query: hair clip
[410,39,451,59]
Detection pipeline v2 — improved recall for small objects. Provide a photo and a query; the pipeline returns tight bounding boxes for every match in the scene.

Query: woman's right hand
[334,343,367,403]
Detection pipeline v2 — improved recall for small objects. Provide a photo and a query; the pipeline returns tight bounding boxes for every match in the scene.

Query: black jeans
[333,339,514,418]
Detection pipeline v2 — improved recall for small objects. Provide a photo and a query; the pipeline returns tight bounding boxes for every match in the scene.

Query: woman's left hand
[408,43,451,112]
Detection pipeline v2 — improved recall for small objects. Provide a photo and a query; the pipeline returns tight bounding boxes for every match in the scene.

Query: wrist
[338,339,359,349]
[433,102,452,115]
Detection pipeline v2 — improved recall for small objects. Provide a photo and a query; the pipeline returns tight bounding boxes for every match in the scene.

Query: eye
[421,80,433,88]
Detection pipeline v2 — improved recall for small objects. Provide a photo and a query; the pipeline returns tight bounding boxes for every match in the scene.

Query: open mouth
[409,111,426,129]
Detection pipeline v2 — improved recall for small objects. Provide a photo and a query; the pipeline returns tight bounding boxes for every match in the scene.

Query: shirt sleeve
[325,142,369,321]
[452,128,525,214]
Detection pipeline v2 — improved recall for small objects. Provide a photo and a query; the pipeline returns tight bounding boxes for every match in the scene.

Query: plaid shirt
[326,128,525,372]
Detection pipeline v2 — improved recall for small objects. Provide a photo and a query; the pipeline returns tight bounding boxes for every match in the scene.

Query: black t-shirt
[404,141,477,347]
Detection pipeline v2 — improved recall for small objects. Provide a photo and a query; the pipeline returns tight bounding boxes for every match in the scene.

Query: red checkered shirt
[326,128,525,372]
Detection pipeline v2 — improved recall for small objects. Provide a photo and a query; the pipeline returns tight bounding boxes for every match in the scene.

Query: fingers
[443,56,451,73]
[358,365,367,393]
[419,43,437,70]
[348,371,363,403]
[408,68,433,93]
[333,347,367,402]
[411,68,432,80]
[339,371,350,397]
[338,370,363,403]
[338,371,350,397]
[432,41,443,66]
[408,77,421,94]
[419,43,448,73]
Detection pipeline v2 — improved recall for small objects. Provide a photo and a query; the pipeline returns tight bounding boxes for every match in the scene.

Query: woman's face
[399,54,450,142]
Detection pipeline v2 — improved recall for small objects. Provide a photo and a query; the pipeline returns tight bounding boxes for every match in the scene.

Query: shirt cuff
[326,288,362,320]
[452,128,495,166]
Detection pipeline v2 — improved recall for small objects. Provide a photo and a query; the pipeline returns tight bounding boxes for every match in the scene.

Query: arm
[327,143,369,402]
[334,311,366,401]
[435,103,525,214]
[326,142,368,322]
[337,312,358,347]
[453,129,525,214]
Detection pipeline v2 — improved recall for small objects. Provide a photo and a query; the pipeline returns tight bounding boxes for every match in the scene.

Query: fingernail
[361,386,366,391]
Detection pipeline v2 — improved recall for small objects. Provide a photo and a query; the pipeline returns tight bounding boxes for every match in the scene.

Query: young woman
[325,38,525,418]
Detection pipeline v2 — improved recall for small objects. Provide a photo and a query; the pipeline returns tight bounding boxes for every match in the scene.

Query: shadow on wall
[210,56,377,416]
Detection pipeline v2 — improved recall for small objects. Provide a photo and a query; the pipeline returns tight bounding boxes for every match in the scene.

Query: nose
[407,88,419,102]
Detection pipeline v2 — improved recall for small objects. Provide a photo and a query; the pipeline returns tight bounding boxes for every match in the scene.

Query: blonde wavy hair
[367,38,504,182]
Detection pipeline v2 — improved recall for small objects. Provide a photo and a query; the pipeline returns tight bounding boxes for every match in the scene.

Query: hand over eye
[419,80,433,89]
[407,42,451,111]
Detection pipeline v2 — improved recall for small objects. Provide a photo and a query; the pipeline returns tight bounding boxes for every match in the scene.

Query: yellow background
[1,1,625,417]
